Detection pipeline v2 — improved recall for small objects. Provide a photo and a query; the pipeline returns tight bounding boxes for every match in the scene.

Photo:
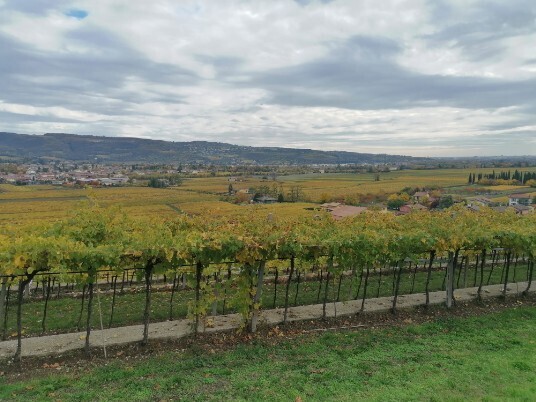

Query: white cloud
[0,0,535,157]
[0,8,84,52]
[0,101,103,121]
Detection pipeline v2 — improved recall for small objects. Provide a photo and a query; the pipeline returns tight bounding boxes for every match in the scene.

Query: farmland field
[0,186,319,226]
[181,167,536,202]
[1,167,535,227]
[0,186,218,226]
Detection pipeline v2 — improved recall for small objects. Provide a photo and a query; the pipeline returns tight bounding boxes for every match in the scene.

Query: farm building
[508,193,534,206]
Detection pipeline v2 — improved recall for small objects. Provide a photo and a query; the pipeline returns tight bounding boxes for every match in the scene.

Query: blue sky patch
[65,9,88,19]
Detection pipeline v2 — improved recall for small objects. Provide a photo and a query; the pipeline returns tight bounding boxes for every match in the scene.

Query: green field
[1,304,535,401]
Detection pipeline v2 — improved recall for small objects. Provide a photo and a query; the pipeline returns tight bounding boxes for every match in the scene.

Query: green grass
[1,306,535,401]
[2,258,529,339]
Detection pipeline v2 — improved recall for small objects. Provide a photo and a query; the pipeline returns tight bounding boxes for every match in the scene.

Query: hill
[0,132,426,165]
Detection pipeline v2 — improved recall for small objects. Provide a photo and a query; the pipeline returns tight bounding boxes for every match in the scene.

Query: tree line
[468,170,536,185]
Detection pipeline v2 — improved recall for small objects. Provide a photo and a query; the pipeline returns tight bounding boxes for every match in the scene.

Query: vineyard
[3,167,535,228]
[0,186,219,227]
[1,203,534,363]
[180,167,536,202]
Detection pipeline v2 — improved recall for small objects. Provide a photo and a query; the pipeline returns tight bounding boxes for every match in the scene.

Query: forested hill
[0,132,426,165]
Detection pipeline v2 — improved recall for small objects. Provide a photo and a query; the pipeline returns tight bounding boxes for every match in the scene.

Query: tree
[56,204,126,356]
[287,185,303,202]
[344,193,361,206]
[468,173,474,184]
[5,230,75,362]
[319,192,331,204]
[234,192,251,204]
[438,195,454,209]
[148,177,168,188]
[387,193,410,210]
[0,233,9,340]
[123,218,174,346]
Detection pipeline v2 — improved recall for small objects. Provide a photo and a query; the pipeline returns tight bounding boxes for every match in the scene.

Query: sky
[0,0,535,157]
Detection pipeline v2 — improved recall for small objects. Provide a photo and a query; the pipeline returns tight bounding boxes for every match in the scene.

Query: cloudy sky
[0,0,535,157]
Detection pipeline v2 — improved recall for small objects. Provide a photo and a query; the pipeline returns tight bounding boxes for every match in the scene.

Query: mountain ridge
[0,132,427,165]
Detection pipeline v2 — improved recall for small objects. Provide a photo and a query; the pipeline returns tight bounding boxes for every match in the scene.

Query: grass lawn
[1,305,535,401]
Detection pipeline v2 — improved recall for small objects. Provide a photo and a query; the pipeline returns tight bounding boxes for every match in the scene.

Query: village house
[399,203,428,215]
[508,193,534,206]
[98,176,129,186]
[413,191,429,203]
[467,197,493,207]
[511,204,534,215]
[466,204,481,213]
[255,195,278,204]
[492,205,534,215]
